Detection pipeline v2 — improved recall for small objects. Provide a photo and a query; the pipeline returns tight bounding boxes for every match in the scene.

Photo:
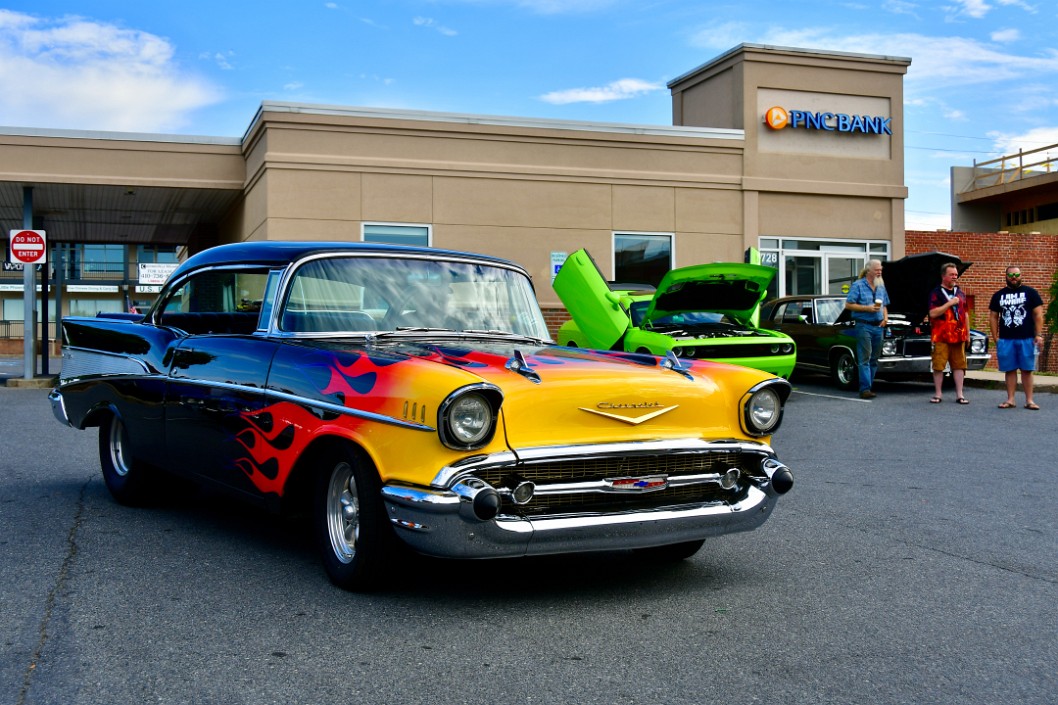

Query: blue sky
[1,1,1057,231]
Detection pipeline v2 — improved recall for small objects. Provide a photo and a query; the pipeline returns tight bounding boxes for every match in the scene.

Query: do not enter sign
[9,229,47,265]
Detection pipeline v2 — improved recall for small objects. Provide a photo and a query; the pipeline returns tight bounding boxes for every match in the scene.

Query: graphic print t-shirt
[988,285,1043,339]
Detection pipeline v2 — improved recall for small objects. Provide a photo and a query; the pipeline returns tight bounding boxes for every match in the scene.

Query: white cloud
[413,16,458,36]
[437,0,621,14]
[988,127,1058,157]
[688,21,751,51]
[747,28,1058,89]
[990,28,1020,42]
[540,78,663,105]
[945,0,992,19]
[0,11,219,132]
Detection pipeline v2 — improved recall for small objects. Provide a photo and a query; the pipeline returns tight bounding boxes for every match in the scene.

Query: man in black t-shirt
[988,265,1045,410]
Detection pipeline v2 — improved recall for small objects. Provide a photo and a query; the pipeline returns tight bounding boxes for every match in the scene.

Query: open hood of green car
[553,249,632,349]
[643,262,776,325]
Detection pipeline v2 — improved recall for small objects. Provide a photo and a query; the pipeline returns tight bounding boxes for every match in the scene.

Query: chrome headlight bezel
[438,384,502,450]
[740,379,791,437]
[881,339,897,356]
[970,336,987,354]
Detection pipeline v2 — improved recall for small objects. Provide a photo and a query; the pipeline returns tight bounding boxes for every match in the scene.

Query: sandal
[956,397,969,405]
[1025,402,1040,410]
[997,401,1016,409]
[929,397,942,404]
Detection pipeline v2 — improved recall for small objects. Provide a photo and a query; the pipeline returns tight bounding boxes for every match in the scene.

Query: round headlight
[882,340,897,356]
[971,338,986,354]
[745,387,783,435]
[446,393,493,446]
[781,343,794,354]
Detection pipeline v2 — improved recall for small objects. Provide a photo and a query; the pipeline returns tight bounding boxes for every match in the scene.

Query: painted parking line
[791,388,871,402]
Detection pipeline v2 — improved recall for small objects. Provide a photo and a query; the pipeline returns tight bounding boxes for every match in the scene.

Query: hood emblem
[579,402,678,425]
[606,475,669,492]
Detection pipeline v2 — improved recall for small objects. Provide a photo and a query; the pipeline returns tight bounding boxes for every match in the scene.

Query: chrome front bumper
[381,441,793,559]
[879,352,990,375]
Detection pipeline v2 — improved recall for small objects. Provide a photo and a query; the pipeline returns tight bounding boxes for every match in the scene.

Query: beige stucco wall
[669,45,910,254]
[234,107,748,307]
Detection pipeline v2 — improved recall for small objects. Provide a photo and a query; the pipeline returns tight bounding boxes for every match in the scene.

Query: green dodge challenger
[554,249,796,379]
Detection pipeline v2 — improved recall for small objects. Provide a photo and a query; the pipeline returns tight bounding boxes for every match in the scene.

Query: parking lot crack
[17,475,92,705]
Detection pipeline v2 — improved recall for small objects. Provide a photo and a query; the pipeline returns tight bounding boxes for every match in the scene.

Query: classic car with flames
[50,241,794,590]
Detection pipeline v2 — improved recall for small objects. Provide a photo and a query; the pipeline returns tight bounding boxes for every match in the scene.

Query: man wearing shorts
[989,266,1045,410]
[928,262,969,404]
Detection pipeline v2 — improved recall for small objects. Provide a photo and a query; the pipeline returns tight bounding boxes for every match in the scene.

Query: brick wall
[905,231,1058,372]
[542,307,572,342]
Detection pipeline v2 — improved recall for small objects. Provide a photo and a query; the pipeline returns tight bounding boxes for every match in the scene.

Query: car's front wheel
[312,444,395,591]
[98,413,154,506]
[831,349,858,390]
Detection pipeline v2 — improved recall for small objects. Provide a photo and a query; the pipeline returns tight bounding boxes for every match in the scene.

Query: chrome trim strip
[147,375,435,431]
[59,347,151,383]
[530,470,738,496]
[429,438,774,488]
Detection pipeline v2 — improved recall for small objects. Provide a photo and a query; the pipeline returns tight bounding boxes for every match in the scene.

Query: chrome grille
[466,450,764,518]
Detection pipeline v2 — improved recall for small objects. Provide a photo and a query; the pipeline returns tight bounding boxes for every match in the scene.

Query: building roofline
[0,124,242,146]
[248,101,744,142]
[668,43,912,88]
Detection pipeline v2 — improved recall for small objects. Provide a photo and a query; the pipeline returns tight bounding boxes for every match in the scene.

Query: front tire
[831,349,858,390]
[98,413,153,506]
[312,444,395,591]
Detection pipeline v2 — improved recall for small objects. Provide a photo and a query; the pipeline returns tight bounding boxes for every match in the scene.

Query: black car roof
[170,241,524,280]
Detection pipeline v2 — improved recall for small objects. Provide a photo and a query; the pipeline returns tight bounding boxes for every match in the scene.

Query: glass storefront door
[826,255,864,295]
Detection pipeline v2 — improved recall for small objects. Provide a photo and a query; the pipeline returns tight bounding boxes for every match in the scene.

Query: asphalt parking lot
[2,377,1056,705]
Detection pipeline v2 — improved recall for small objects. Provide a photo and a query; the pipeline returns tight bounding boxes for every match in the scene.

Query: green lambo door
[555,249,796,378]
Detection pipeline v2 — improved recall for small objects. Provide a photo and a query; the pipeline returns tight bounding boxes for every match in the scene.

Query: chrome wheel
[325,461,359,564]
[98,413,152,506]
[832,350,857,390]
[107,416,132,478]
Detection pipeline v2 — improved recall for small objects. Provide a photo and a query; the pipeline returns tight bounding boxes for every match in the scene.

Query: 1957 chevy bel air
[50,241,794,591]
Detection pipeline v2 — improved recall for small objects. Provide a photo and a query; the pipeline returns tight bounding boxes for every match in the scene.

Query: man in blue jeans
[844,260,889,399]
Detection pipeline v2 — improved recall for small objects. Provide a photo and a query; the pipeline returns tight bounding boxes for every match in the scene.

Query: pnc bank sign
[764,106,892,135]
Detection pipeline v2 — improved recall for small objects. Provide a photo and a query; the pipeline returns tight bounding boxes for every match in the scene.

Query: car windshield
[629,301,727,327]
[280,255,551,339]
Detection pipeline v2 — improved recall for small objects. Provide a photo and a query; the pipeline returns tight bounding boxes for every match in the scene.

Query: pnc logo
[762,105,892,135]
[764,106,789,130]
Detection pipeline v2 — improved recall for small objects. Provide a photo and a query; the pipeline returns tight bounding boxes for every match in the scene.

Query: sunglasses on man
[1007,272,1021,278]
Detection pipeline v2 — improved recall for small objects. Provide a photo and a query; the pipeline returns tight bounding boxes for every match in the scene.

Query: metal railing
[964,143,1057,192]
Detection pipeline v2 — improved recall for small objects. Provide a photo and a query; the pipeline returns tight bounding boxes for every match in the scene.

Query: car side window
[155,268,270,334]
[777,302,803,324]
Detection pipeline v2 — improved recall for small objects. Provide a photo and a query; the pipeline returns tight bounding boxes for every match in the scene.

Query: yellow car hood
[397,342,773,449]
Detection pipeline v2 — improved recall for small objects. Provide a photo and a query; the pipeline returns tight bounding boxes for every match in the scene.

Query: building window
[761,236,890,297]
[137,245,178,264]
[82,244,124,275]
[614,233,672,287]
[362,223,431,247]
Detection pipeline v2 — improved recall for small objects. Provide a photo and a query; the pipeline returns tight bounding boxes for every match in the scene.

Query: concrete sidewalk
[963,368,1058,394]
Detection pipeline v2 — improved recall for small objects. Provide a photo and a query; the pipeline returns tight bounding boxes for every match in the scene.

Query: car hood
[643,262,776,325]
[276,339,775,449]
[883,251,971,323]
